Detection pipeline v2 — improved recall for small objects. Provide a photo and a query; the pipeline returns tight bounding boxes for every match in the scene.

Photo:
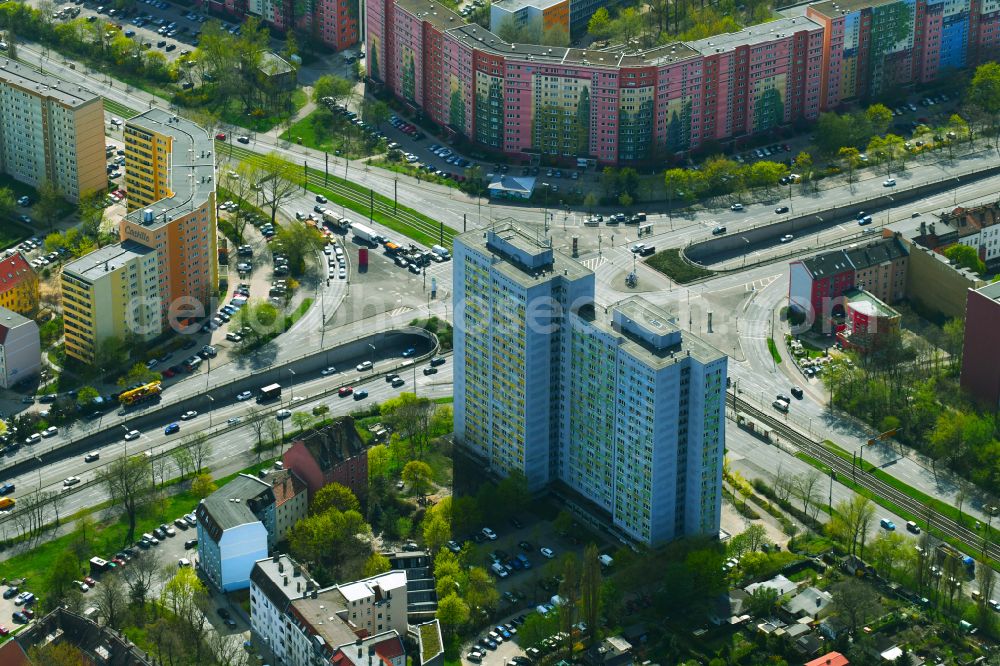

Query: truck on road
[322,211,350,230]
[352,223,380,245]
[258,383,282,403]
[431,244,451,261]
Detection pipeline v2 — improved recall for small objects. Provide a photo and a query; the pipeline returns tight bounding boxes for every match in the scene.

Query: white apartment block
[250,556,409,666]
[0,306,40,389]
[453,224,727,545]
[0,61,105,202]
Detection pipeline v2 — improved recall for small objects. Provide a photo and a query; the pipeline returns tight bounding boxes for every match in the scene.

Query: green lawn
[220,89,309,133]
[370,158,462,190]
[767,338,783,364]
[102,98,139,119]
[281,111,380,159]
[645,249,714,284]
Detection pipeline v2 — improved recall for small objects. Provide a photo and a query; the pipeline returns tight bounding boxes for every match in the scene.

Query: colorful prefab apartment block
[200,0,358,51]
[366,0,1000,165]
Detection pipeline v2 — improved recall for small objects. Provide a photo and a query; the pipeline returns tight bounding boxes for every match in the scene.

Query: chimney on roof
[284,575,288,586]
[278,562,284,573]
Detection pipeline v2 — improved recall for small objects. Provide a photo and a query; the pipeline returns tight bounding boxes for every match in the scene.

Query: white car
[63,476,81,488]
[356,361,373,372]
[41,426,58,438]
[320,367,337,376]
[883,178,896,187]
[180,410,198,420]
[276,409,292,420]
[73,580,90,592]
[124,430,141,441]
[779,234,794,243]
[482,527,497,541]
[236,391,253,401]
[540,547,555,559]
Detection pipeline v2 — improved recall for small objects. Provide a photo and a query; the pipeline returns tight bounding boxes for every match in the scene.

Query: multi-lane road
[0,358,454,534]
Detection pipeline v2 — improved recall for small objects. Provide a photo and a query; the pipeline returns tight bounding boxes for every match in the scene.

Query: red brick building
[961,281,1000,408]
[282,417,368,502]
[788,235,908,331]
[836,288,901,352]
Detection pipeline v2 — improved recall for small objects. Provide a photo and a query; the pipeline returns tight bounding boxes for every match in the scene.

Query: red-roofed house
[805,651,849,666]
[269,468,308,541]
[0,253,39,317]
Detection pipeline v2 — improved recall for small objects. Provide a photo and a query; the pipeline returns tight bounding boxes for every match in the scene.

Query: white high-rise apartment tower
[453,223,727,545]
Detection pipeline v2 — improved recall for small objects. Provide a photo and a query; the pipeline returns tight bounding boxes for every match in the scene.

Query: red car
[112,557,126,567]
[83,577,97,587]
[0,625,8,636]
[216,133,227,141]
[162,368,176,378]
[338,386,354,397]
[22,609,34,619]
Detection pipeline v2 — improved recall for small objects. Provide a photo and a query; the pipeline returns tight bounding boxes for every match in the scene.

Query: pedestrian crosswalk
[579,256,609,270]
[388,306,412,317]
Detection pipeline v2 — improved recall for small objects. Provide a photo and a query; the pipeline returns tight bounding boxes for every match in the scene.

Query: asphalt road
[0,361,453,535]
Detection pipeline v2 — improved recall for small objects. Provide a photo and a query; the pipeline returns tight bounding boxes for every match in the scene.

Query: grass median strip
[646,249,714,284]
[102,98,139,119]
[767,338,783,364]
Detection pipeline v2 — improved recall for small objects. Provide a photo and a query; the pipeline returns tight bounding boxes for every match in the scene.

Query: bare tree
[153,455,170,489]
[219,159,263,244]
[793,470,822,519]
[210,632,251,666]
[266,418,283,454]
[558,553,581,656]
[831,578,880,636]
[247,406,268,460]
[580,544,602,645]
[172,447,194,480]
[259,152,302,224]
[98,456,153,545]
[123,549,161,616]
[93,574,128,630]
[186,433,212,474]
[978,562,997,624]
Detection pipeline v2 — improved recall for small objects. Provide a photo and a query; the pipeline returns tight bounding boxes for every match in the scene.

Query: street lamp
[206,395,214,428]
[369,343,376,368]
[288,369,296,403]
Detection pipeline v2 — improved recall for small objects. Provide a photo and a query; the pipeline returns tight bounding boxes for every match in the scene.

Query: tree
[117,362,161,388]
[423,512,451,555]
[363,552,392,578]
[827,496,876,558]
[465,565,498,611]
[368,444,391,481]
[436,592,469,633]
[271,220,323,277]
[558,553,581,656]
[162,567,210,663]
[793,470,822,519]
[123,546,161,612]
[291,410,313,435]
[866,103,893,135]
[977,561,996,625]
[402,460,434,495]
[0,186,15,221]
[944,244,986,274]
[793,151,813,182]
[77,190,105,240]
[968,62,1000,152]
[747,585,779,617]
[580,543,602,644]
[838,146,861,183]
[172,447,194,480]
[831,578,880,636]
[35,179,64,229]
[664,168,690,218]
[191,473,217,499]
[260,151,302,224]
[75,385,99,409]
[312,482,360,515]
[312,74,354,105]
[45,549,81,609]
[494,470,530,514]
[218,160,261,244]
[587,7,612,40]
[98,455,152,545]
[381,392,434,458]
[27,643,88,666]
[187,432,212,473]
[93,574,127,630]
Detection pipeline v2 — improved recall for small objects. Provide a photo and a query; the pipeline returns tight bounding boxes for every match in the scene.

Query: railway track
[729,393,1000,563]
